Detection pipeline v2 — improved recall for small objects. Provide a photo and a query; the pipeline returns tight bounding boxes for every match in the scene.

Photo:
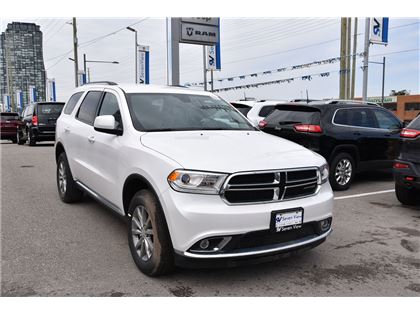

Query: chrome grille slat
[222,167,320,205]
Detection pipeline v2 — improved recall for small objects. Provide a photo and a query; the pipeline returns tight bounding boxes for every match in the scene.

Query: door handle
[64,127,71,133]
[88,136,95,143]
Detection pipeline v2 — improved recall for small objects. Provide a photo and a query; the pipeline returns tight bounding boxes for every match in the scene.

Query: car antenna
[306,89,309,103]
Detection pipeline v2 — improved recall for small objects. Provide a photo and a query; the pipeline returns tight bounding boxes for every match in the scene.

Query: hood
[140,130,325,173]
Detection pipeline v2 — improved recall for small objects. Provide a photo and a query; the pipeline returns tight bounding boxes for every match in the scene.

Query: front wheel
[128,190,174,276]
[329,152,356,191]
[395,182,420,206]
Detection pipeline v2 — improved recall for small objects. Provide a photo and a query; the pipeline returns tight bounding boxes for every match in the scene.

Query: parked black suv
[394,115,420,206]
[259,100,403,190]
[17,102,65,146]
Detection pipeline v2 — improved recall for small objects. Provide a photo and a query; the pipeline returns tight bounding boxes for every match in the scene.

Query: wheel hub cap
[131,205,154,262]
[335,158,352,186]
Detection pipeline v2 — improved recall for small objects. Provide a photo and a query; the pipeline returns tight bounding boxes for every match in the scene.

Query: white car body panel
[56,84,333,259]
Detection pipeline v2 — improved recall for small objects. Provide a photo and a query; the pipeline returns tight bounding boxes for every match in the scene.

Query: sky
[1,17,419,102]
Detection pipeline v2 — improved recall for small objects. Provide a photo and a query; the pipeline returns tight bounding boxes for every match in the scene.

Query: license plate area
[270,208,304,233]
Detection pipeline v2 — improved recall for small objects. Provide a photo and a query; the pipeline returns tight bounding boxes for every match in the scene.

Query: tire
[11,136,17,144]
[56,152,83,203]
[127,190,174,276]
[395,182,420,206]
[329,152,356,191]
[17,130,24,145]
[28,129,36,146]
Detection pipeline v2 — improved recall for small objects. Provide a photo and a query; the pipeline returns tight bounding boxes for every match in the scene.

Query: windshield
[38,104,64,116]
[126,93,255,132]
[0,113,19,121]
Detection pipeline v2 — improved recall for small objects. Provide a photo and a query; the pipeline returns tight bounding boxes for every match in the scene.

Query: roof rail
[324,99,379,105]
[83,81,118,86]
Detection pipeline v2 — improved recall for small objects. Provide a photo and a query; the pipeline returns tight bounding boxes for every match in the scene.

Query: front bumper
[160,182,333,257]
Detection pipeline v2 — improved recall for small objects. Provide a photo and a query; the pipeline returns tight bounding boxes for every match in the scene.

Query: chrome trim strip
[75,181,124,216]
[182,228,332,259]
[285,180,318,188]
[331,107,400,132]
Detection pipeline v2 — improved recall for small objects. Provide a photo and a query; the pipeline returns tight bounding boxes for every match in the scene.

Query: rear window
[37,104,64,116]
[258,105,276,117]
[231,103,252,116]
[0,113,19,121]
[266,108,321,125]
[408,115,420,130]
[64,92,84,115]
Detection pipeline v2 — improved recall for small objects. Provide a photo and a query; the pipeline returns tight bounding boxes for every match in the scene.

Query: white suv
[55,82,333,276]
[231,100,287,126]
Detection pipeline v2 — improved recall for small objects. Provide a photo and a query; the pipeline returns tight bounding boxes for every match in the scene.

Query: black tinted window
[408,115,420,130]
[0,113,19,121]
[266,109,320,125]
[372,109,401,129]
[64,92,84,115]
[258,105,275,117]
[97,93,122,129]
[37,104,64,116]
[77,91,102,125]
[334,108,376,128]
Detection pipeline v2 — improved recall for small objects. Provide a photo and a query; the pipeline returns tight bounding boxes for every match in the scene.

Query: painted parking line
[334,189,395,200]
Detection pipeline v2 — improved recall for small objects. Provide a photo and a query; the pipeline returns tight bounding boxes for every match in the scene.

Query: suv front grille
[222,168,319,204]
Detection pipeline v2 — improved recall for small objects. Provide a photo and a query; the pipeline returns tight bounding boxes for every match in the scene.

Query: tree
[390,89,410,96]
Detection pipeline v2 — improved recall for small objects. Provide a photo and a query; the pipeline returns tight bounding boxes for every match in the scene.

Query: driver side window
[97,92,123,130]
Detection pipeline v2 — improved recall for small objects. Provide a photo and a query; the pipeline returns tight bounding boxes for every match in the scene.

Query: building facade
[0,22,46,111]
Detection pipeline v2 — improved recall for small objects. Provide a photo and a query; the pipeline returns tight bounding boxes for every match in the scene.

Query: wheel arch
[122,174,162,217]
[329,144,360,169]
[55,141,66,163]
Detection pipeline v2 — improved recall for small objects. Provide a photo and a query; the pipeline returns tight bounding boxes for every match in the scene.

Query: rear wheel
[127,190,174,276]
[57,152,83,203]
[329,152,355,191]
[17,130,24,145]
[27,129,36,146]
[395,182,420,206]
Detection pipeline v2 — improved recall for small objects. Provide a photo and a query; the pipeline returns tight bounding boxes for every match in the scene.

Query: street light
[68,55,119,83]
[126,26,138,84]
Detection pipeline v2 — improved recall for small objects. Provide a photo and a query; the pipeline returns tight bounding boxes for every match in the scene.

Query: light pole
[69,56,119,84]
[126,26,138,84]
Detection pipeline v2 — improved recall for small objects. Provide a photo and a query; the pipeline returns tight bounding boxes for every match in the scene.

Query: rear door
[36,103,64,133]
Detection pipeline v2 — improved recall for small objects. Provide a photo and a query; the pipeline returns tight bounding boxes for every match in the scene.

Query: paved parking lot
[1,140,419,296]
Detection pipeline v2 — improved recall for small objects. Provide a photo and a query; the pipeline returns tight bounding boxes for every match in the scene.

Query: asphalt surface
[1,140,419,297]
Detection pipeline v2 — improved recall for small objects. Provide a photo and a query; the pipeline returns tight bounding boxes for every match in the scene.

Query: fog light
[199,239,210,249]
[320,218,331,232]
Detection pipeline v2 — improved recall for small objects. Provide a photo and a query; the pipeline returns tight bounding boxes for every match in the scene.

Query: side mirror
[94,115,123,136]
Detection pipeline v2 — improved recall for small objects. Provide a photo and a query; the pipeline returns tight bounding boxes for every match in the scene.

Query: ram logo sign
[180,22,219,45]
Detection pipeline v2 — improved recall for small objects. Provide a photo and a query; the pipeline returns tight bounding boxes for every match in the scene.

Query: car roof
[74,82,216,97]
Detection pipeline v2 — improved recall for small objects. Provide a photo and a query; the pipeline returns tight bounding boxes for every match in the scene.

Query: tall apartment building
[0,22,46,110]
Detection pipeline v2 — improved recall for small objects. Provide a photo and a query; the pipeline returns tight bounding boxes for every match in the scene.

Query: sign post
[138,45,150,84]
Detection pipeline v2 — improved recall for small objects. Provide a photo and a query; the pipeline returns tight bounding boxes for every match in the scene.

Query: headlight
[167,169,228,194]
[318,163,329,184]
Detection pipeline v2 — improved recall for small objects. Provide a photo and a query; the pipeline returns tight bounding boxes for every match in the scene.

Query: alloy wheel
[58,161,67,194]
[335,158,352,186]
[131,205,154,262]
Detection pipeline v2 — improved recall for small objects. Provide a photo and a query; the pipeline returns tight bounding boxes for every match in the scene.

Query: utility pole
[351,17,358,99]
[362,18,370,101]
[203,46,207,91]
[167,18,180,86]
[345,18,352,99]
[381,57,386,106]
[339,17,347,99]
[210,69,214,92]
[72,17,79,88]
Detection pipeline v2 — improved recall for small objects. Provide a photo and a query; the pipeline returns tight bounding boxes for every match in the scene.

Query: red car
[0,112,21,143]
